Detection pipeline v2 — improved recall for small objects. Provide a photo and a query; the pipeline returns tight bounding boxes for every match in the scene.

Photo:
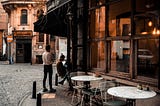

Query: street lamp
[66,11,73,71]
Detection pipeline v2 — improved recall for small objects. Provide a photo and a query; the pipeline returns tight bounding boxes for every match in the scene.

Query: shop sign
[13,30,32,37]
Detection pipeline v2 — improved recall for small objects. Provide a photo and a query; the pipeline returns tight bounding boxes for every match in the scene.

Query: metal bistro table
[71,75,103,105]
[71,75,103,88]
[107,86,156,106]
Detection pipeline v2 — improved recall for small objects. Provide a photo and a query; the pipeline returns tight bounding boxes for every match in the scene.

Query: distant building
[1,0,55,64]
[0,1,7,60]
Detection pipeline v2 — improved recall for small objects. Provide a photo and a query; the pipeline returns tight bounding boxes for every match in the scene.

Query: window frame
[20,9,28,25]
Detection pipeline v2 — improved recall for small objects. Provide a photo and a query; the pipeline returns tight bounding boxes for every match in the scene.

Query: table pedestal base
[126,99,136,106]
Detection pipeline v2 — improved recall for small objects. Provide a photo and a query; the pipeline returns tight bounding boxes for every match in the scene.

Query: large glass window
[109,18,131,36]
[90,6,105,39]
[137,39,159,78]
[90,41,105,69]
[89,1,105,70]
[109,0,131,37]
[111,40,130,73]
[21,9,27,25]
[95,7,105,38]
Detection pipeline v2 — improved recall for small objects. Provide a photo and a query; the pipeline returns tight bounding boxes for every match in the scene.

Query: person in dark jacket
[56,54,73,90]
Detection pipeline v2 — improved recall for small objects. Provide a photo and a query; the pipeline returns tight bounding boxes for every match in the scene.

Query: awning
[34,0,71,37]
[34,13,68,36]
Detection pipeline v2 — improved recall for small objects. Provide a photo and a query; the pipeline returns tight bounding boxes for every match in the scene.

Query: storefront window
[95,7,105,38]
[109,18,131,36]
[90,41,105,69]
[137,39,159,78]
[89,4,105,39]
[89,1,105,70]
[111,40,130,73]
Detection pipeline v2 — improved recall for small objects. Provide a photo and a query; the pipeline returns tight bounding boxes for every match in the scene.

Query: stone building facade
[0,0,7,60]
[1,0,55,64]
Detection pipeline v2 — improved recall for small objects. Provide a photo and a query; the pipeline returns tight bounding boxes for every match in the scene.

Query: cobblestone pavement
[0,63,57,106]
[1,63,160,106]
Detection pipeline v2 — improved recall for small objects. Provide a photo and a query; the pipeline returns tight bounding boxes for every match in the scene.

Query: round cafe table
[71,75,103,105]
[71,75,103,82]
[71,75,103,89]
[107,86,156,106]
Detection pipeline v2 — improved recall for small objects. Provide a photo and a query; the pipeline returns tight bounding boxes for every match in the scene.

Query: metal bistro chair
[99,80,127,106]
[70,71,87,105]
[80,79,104,106]
[80,80,126,106]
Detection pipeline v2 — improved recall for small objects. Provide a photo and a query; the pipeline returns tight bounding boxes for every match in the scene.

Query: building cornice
[1,1,37,5]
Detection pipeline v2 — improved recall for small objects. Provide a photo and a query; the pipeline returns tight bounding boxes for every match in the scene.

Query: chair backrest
[99,80,118,102]
[99,80,117,91]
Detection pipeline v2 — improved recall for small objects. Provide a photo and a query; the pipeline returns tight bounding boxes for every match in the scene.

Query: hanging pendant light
[148,20,153,27]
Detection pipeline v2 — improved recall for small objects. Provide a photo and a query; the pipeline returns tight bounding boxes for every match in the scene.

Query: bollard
[32,81,36,99]
[36,93,41,106]
[55,73,58,86]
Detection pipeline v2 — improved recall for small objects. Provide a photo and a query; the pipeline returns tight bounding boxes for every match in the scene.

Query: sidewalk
[0,60,9,65]
[19,83,160,106]
[19,83,73,106]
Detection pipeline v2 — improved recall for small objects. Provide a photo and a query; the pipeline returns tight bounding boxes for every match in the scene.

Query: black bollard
[36,93,41,106]
[32,81,36,99]
[55,73,58,86]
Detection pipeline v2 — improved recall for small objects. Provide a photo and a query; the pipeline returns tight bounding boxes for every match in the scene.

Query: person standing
[42,45,56,92]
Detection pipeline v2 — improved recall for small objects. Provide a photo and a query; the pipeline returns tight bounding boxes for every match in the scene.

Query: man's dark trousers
[43,64,53,89]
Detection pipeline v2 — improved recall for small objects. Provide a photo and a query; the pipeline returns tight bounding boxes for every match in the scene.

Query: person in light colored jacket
[42,45,56,92]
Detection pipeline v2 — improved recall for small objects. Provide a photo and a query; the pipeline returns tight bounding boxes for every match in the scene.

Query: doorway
[16,39,31,63]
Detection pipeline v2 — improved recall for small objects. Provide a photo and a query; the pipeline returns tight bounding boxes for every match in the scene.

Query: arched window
[21,9,27,25]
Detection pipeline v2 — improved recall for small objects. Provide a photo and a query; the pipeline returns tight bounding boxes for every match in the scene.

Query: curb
[18,92,32,106]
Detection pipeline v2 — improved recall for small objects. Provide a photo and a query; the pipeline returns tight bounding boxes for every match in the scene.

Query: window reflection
[89,1,105,70]
[90,41,105,69]
[109,18,131,36]
[137,39,159,78]
[111,40,130,73]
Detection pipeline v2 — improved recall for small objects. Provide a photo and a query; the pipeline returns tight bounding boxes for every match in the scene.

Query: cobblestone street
[0,63,56,106]
[1,63,160,106]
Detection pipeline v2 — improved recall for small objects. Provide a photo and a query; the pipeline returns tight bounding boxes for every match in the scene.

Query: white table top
[71,75,103,82]
[107,86,156,100]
